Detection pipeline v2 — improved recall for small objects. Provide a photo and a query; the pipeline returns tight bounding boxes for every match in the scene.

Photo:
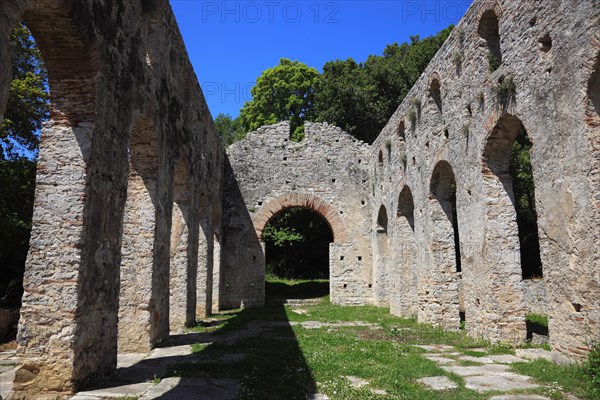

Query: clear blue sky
[170,0,474,118]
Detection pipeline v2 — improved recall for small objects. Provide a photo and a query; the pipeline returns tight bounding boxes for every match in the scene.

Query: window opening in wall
[483,117,543,279]
[510,128,543,278]
[263,207,332,300]
[0,22,49,337]
[378,149,384,165]
[376,205,388,234]
[397,120,406,140]
[538,33,552,53]
[430,78,442,112]
[478,9,502,72]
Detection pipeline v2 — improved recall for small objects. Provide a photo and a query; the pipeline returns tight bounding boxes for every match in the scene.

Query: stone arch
[253,193,348,243]
[119,115,160,353]
[480,113,534,341]
[391,186,417,317]
[169,153,195,333]
[6,2,109,398]
[428,72,443,113]
[372,204,389,306]
[482,114,542,279]
[423,161,461,329]
[477,2,503,71]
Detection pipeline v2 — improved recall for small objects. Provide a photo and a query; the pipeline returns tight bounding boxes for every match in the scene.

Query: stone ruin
[0,0,597,398]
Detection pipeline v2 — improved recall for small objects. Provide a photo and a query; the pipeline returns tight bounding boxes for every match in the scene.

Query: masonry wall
[371,0,599,361]
[0,0,224,398]
[221,122,373,307]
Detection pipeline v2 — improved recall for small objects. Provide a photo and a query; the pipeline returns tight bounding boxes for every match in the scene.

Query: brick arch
[253,193,348,243]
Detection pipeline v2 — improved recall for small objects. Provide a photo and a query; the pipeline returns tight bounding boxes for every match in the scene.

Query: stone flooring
[414,344,555,398]
[0,327,562,400]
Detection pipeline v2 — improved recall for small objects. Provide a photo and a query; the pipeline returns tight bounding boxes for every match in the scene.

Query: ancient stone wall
[371,0,599,360]
[221,122,373,307]
[0,0,224,398]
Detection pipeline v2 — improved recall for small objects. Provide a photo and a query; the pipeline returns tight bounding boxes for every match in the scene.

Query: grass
[525,313,548,328]
[512,359,599,399]
[170,290,596,400]
[265,275,329,299]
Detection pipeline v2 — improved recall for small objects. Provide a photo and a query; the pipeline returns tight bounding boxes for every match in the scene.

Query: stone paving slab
[488,354,527,364]
[458,355,494,364]
[417,376,458,390]
[145,344,193,360]
[488,395,550,400]
[345,375,369,388]
[139,377,238,400]
[0,367,15,399]
[307,393,330,400]
[464,373,539,392]
[117,353,146,368]
[413,344,456,352]
[425,355,457,365]
[515,348,554,362]
[73,382,155,398]
[442,364,509,377]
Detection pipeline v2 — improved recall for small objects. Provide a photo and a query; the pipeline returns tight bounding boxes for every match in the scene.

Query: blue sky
[170,0,473,118]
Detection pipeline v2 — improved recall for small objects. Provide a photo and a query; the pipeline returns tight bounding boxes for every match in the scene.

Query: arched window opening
[378,149,384,166]
[483,116,542,279]
[391,186,418,318]
[376,205,388,233]
[429,77,442,113]
[262,208,332,299]
[397,186,415,232]
[430,161,462,273]
[478,10,502,72]
[397,120,406,140]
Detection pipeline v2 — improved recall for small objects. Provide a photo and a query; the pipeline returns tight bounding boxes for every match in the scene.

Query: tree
[214,113,244,147]
[0,22,48,309]
[239,58,320,141]
[316,26,453,143]
[1,21,49,161]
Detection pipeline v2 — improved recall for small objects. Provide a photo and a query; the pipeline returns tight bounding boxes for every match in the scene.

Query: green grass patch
[512,359,598,399]
[525,314,548,328]
[265,276,329,299]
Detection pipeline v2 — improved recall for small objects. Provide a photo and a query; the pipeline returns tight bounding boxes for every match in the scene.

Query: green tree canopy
[214,113,244,147]
[316,27,452,143]
[239,58,320,141]
[1,21,49,161]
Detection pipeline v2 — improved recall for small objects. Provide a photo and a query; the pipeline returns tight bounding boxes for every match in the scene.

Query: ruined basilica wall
[371,0,599,360]
[0,0,224,397]
[221,122,373,307]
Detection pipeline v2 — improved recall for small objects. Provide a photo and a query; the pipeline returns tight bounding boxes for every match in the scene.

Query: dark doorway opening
[263,208,333,300]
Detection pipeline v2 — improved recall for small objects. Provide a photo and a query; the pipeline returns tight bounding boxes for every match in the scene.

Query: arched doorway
[262,208,333,300]
[253,193,347,303]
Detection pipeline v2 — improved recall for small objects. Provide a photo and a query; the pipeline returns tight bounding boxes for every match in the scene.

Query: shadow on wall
[76,305,317,400]
[220,156,265,309]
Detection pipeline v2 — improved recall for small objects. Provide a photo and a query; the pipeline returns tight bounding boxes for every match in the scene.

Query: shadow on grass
[169,305,317,399]
[265,280,329,300]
